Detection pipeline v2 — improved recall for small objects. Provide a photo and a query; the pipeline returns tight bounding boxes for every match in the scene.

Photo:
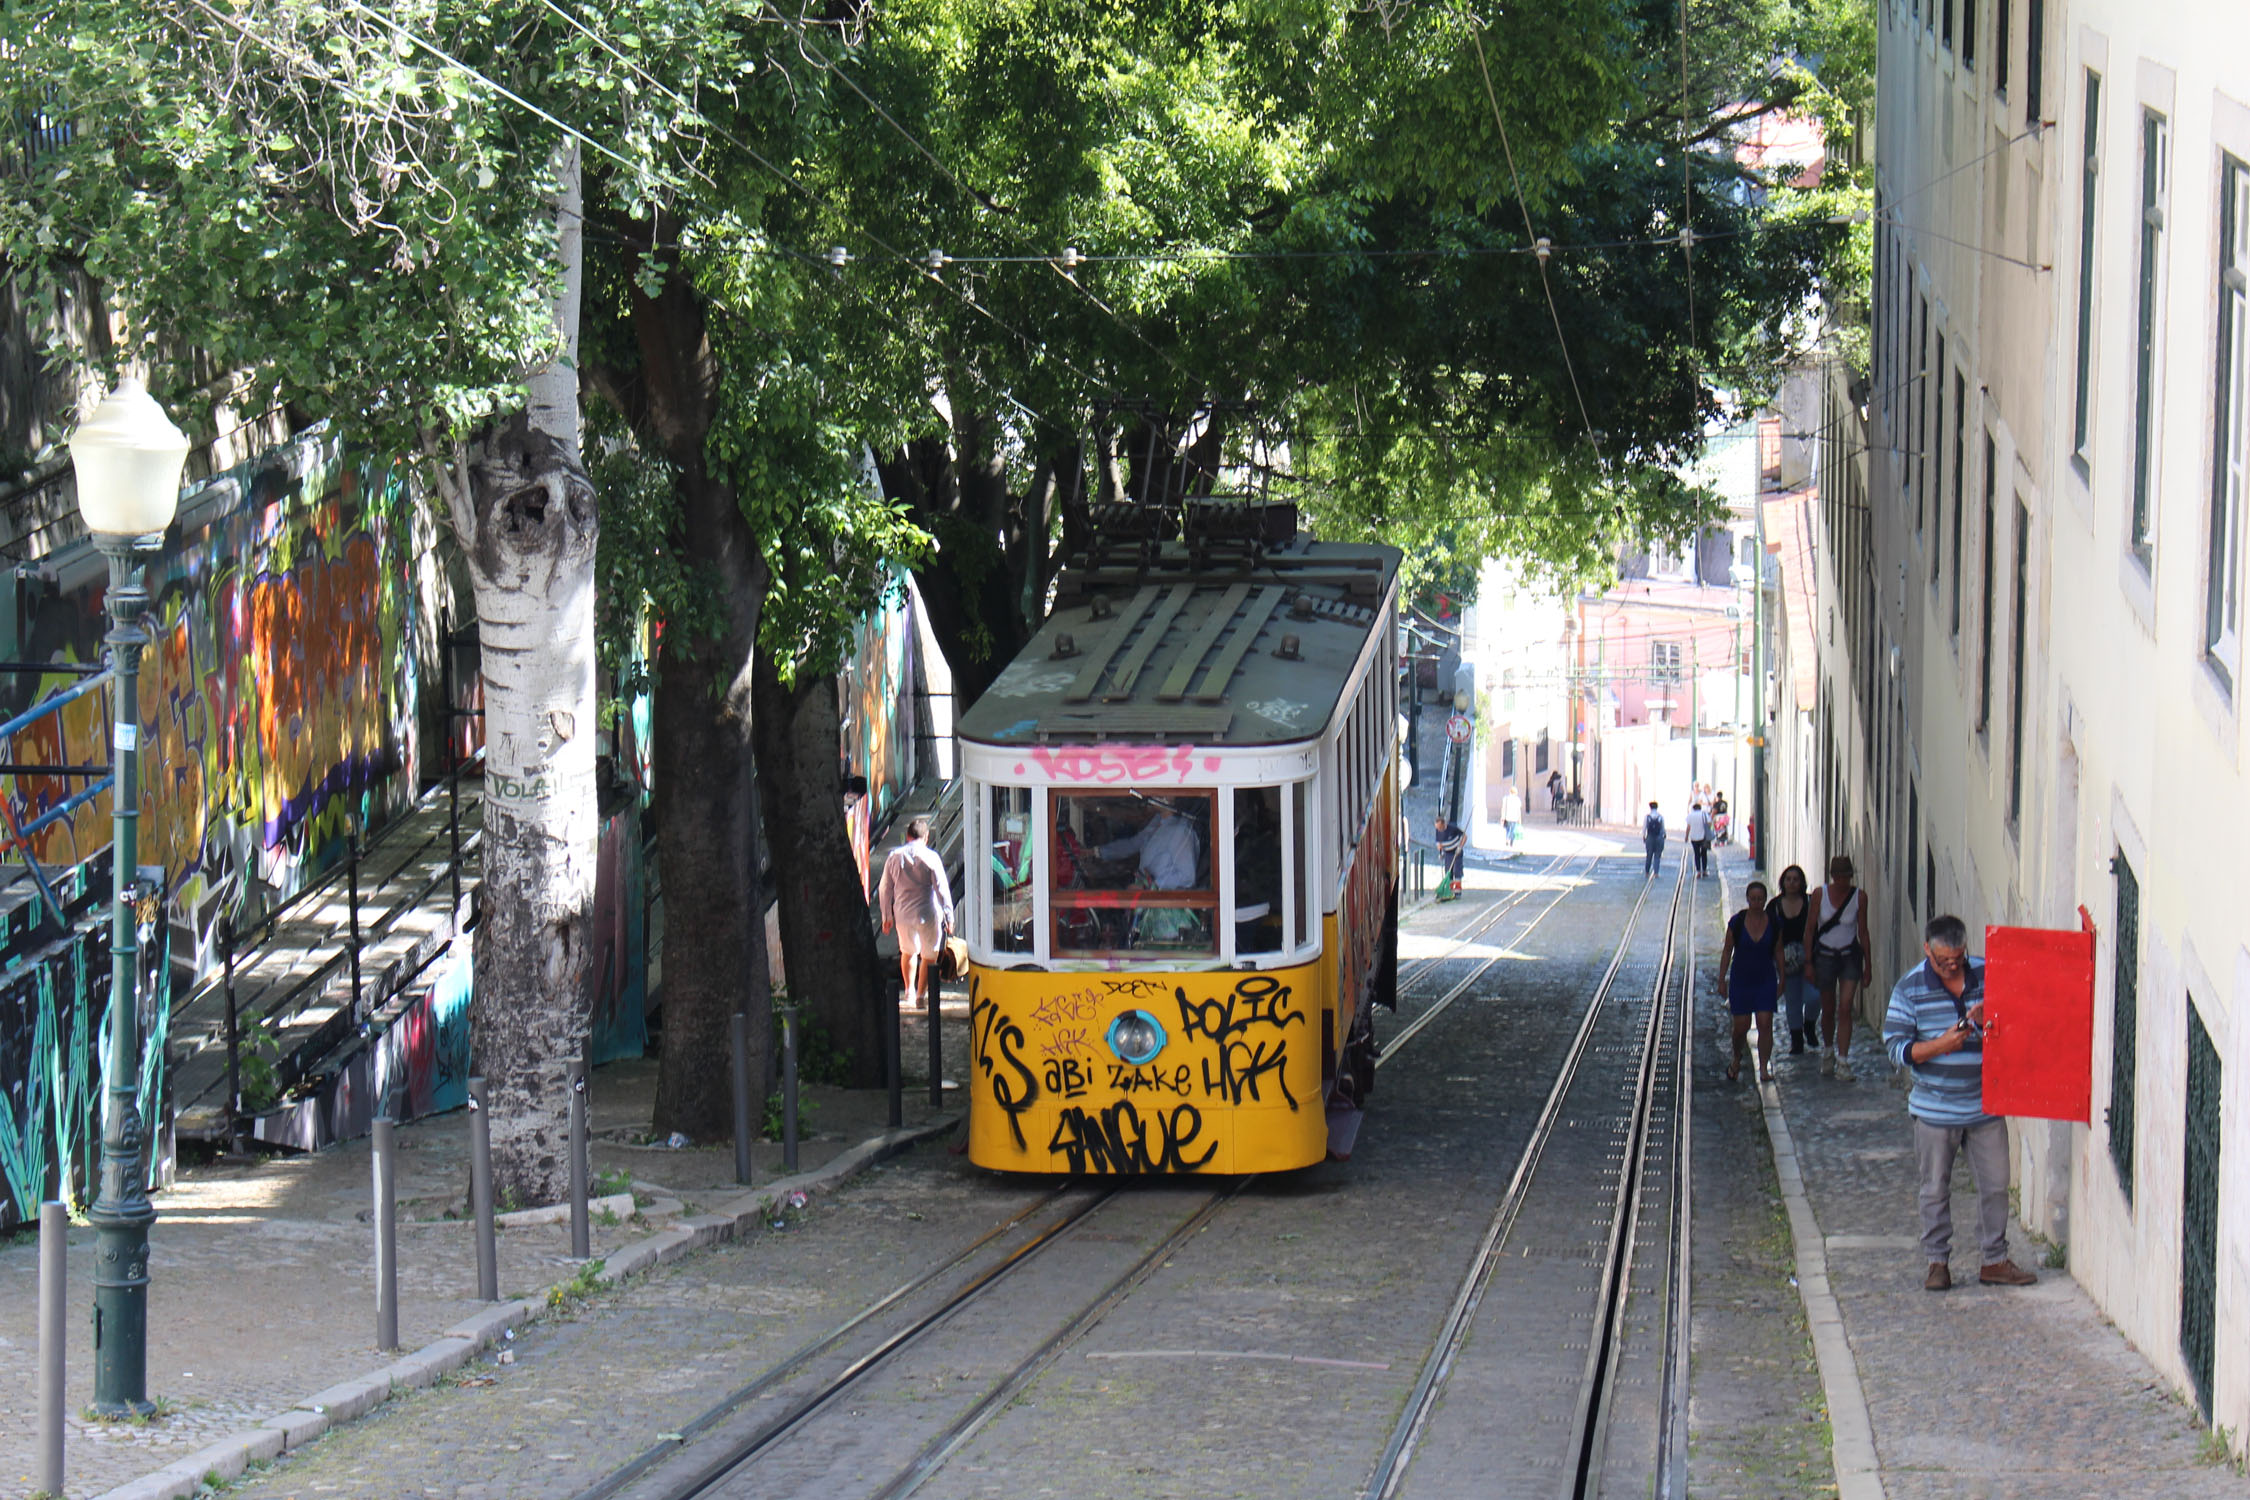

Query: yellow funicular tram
[956,510,1402,1175]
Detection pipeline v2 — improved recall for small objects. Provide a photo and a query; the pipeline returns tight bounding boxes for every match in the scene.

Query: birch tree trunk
[440,143,598,1206]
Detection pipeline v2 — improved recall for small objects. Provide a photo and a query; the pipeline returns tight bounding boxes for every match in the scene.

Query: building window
[1961,0,1976,67]
[1951,373,1968,636]
[2009,499,2031,826]
[1941,0,1953,49]
[2073,70,2101,458]
[2108,851,2139,1202]
[1929,330,1947,542]
[2024,0,2043,124]
[2182,1000,2222,1417]
[1979,443,1998,734]
[1651,640,1683,682]
[1994,0,2011,96]
[1915,295,1931,513]
[2130,109,2169,567]
[1907,785,1920,915]
[2206,158,2249,685]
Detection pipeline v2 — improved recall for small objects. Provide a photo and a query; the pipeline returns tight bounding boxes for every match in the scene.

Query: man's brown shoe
[1979,1260,2037,1286]
[1924,1262,1951,1291]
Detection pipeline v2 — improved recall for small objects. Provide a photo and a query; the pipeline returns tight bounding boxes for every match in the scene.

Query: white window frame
[2208,158,2250,684]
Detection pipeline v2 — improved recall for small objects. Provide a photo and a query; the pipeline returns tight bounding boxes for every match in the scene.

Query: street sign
[1445,713,1472,744]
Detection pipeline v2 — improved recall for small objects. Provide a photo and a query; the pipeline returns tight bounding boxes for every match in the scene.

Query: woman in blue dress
[1717,878,1784,1082]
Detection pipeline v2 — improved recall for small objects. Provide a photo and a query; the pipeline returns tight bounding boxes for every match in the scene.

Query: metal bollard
[780,1005,800,1174]
[729,1012,754,1187]
[38,1200,64,1498]
[373,1118,398,1352]
[884,975,903,1130]
[926,962,945,1110]
[468,1077,497,1301]
[567,1057,590,1260]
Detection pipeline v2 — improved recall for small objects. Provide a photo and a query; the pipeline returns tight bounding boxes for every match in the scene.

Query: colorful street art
[839,570,919,892]
[0,432,425,975]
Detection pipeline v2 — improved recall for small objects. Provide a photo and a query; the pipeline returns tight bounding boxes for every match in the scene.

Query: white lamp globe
[68,378,189,538]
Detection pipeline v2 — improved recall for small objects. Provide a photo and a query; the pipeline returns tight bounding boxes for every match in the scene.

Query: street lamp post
[69,378,186,1418]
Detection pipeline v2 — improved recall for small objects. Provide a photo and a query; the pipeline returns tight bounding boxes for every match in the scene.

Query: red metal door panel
[1982,913,2095,1122]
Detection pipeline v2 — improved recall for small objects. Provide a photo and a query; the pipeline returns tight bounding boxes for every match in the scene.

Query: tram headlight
[1106,1010,1167,1067]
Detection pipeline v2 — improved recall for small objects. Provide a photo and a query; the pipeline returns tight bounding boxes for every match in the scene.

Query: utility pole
[1752,497,1769,869]
[1689,633,1700,790]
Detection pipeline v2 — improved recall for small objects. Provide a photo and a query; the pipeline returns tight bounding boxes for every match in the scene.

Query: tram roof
[956,537,1402,750]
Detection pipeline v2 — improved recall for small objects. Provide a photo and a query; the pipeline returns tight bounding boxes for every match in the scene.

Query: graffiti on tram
[968,965,1316,1173]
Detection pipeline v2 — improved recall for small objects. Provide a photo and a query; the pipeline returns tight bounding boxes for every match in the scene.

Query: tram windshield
[1234,786,1284,955]
[1051,790,1217,957]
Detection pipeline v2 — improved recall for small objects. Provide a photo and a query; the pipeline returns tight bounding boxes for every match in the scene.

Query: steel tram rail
[1362,859,1691,1500]
[602,866,1597,1500]
[1379,852,1602,1068]
[1393,845,1581,993]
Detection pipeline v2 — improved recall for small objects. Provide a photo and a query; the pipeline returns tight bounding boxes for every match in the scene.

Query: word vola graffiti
[1006,744,1223,785]
[972,972,1307,1173]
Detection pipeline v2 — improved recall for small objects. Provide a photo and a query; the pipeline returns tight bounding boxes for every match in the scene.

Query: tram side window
[987,784,1034,954]
[1291,781,1310,948]
[1234,786,1284,955]
[1050,790,1217,957]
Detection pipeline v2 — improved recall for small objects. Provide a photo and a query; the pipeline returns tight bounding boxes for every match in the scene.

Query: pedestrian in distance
[1881,914,2038,1291]
[1807,854,1872,1078]
[1641,800,1666,878]
[1501,784,1524,852]
[1716,877,1783,1082]
[877,815,953,1012]
[1711,790,1730,844]
[1433,812,1467,900]
[1684,799,1713,877]
[1772,864,1817,1054]
[1547,768,1564,814]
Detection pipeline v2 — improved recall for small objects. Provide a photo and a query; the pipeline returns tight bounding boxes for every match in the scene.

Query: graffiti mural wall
[839,571,920,892]
[0,430,430,974]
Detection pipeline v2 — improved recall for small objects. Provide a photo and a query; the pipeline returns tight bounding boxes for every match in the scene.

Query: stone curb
[88,1114,961,1500]
[1759,1080,1887,1500]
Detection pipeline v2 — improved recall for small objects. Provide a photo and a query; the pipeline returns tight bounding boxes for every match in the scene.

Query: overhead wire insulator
[1533,237,1553,263]
[924,248,949,271]
[826,245,851,268]
[1059,246,1083,269]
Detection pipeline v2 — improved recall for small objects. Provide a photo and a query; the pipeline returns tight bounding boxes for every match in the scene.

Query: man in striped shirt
[1882,914,2039,1292]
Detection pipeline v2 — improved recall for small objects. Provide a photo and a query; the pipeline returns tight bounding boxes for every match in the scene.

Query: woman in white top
[1804,854,1874,1078]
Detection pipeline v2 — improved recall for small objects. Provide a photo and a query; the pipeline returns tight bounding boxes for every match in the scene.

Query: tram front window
[1051,790,1216,957]
[1234,786,1283,955]
[988,784,1034,954]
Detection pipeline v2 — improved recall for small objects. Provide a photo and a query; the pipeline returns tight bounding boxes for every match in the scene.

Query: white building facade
[1835,0,2250,1443]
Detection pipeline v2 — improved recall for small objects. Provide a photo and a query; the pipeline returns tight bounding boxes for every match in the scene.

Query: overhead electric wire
[1458,12,1603,466]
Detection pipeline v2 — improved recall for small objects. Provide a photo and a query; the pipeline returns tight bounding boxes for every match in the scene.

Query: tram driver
[1099,796,1206,947]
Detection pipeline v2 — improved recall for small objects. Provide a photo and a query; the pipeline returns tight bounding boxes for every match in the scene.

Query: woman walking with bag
[1717,878,1783,1082]
[1773,864,1816,1054]
[1808,855,1873,1078]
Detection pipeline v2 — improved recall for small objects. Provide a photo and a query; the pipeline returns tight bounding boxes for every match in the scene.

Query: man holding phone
[1882,914,2038,1292]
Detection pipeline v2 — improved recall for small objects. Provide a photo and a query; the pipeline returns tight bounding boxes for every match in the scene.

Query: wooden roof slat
[1061,585,1159,702]
[1155,582,1249,702]
[1190,585,1285,702]
[1105,583,1194,699]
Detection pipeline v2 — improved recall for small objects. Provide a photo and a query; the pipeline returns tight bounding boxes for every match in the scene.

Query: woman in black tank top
[1774,865,1815,1053]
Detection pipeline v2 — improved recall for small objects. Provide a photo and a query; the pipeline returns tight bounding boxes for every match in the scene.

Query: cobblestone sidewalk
[0,1053,962,1500]
[1718,848,2246,1499]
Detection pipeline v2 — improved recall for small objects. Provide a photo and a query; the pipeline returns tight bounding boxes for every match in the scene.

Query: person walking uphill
[1684,800,1713,877]
[1808,855,1872,1078]
[878,816,953,1011]
[1716,878,1782,1082]
[1642,801,1666,878]
[1433,812,1467,900]
[1881,914,2038,1291]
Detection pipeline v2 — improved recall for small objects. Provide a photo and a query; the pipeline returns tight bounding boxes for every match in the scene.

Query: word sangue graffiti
[1047,1100,1216,1174]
